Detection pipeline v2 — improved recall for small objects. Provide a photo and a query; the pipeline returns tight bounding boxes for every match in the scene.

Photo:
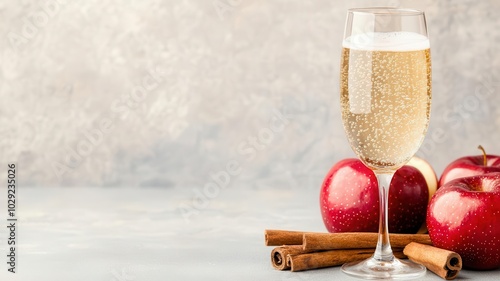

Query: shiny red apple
[407,157,439,233]
[407,157,438,203]
[320,158,434,234]
[439,146,500,186]
[427,173,500,270]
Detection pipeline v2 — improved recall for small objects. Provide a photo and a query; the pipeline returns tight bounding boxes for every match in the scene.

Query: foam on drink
[343,31,430,51]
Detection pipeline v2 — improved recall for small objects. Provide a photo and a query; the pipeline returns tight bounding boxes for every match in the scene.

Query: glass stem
[373,172,395,261]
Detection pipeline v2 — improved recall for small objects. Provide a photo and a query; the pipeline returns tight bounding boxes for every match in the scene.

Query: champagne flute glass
[339,7,431,279]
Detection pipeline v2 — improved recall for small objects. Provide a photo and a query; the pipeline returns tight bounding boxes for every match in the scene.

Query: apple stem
[478,145,487,166]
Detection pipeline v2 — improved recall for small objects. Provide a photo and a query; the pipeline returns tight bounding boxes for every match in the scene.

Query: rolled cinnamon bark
[303,232,432,250]
[289,249,407,272]
[404,242,462,280]
[271,246,314,270]
[265,229,312,246]
[265,229,432,248]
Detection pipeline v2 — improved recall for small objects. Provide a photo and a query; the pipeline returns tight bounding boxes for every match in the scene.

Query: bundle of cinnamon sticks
[265,229,462,280]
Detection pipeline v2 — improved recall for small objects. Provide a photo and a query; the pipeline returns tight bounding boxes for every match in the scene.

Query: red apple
[407,157,439,233]
[407,157,438,202]
[427,173,500,270]
[320,158,431,234]
[439,146,500,186]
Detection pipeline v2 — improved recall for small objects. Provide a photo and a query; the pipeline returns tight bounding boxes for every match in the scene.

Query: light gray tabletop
[1,187,498,281]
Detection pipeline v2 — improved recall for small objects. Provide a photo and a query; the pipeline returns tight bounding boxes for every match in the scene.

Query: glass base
[341,257,426,280]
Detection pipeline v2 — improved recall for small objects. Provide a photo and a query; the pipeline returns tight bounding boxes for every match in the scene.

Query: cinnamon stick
[303,232,432,250]
[404,242,462,280]
[265,229,314,246]
[271,246,314,270]
[289,249,407,272]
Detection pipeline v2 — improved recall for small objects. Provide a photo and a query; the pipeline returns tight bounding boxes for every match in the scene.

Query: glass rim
[348,7,424,16]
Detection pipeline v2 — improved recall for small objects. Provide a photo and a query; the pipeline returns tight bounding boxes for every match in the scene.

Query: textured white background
[1,0,500,188]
